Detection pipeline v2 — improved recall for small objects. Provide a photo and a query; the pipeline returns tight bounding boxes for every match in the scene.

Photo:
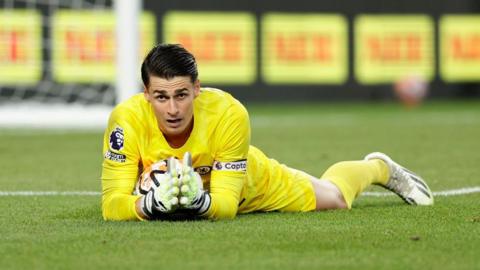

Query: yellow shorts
[238,146,317,213]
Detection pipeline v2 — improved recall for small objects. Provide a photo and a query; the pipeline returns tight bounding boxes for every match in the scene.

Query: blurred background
[0,0,479,128]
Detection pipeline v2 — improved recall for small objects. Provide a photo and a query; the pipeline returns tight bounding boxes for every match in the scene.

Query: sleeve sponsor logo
[109,126,124,151]
[212,160,247,172]
[104,150,126,163]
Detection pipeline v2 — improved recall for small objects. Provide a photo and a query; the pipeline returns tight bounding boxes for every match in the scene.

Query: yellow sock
[320,160,389,209]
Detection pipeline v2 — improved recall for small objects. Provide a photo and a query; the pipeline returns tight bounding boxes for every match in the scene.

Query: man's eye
[155,95,168,101]
[177,93,187,99]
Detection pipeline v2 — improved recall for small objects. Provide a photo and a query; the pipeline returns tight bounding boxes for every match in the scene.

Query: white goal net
[0,0,150,128]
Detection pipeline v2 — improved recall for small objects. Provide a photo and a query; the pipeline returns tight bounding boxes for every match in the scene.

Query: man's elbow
[101,194,138,221]
[101,197,117,221]
[209,210,237,220]
[205,196,239,220]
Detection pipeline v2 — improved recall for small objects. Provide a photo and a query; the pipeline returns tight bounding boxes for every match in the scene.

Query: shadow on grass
[52,197,409,224]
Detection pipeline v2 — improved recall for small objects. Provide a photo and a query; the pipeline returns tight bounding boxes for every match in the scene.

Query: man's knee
[311,179,348,210]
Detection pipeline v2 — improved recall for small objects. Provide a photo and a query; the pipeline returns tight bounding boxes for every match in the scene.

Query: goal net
[0,0,152,128]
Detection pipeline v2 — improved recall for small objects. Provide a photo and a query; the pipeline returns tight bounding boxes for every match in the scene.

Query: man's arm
[203,172,245,219]
[102,181,144,221]
[101,107,144,221]
[201,100,251,219]
[177,153,244,220]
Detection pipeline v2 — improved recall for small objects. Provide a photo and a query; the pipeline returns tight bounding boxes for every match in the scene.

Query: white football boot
[365,152,434,205]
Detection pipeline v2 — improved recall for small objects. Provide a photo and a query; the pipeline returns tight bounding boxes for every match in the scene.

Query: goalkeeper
[101,44,434,221]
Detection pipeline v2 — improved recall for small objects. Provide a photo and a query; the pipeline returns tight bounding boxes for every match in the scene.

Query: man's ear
[143,86,150,102]
[193,79,201,97]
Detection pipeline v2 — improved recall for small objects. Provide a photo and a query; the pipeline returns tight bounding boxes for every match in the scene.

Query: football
[134,160,167,195]
[133,159,181,195]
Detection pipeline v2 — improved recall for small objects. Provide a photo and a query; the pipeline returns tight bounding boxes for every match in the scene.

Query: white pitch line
[0,187,479,197]
[0,191,101,196]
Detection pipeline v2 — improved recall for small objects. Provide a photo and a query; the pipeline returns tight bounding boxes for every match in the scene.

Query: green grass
[1,100,479,269]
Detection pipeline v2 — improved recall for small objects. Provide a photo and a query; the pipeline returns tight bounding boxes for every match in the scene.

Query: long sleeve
[101,105,143,221]
[203,99,251,219]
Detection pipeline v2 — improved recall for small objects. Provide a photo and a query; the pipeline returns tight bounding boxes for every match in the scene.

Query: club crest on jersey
[109,126,124,151]
[212,160,247,172]
[195,166,212,175]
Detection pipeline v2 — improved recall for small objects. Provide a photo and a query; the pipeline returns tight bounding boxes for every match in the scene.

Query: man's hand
[178,152,211,215]
[139,157,181,219]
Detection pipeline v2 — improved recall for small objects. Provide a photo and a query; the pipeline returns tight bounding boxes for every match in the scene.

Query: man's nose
[167,99,179,115]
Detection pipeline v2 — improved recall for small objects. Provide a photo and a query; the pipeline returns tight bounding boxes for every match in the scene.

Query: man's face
[144,75,200,140]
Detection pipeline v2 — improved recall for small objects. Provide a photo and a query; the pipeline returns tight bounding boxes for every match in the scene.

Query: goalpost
[0,0,143,129]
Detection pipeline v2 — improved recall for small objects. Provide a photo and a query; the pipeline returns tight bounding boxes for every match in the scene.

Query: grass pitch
[1,100,479,269]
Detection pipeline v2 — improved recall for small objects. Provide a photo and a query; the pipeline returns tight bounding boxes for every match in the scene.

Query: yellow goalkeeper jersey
[101,88,316,221]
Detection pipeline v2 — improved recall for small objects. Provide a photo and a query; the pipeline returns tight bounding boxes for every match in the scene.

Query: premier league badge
[109,126,124,151]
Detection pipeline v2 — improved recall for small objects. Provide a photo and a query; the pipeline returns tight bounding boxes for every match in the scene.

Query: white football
[134,159,170,195]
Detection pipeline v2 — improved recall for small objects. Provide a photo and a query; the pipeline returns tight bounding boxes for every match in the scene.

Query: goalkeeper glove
[178,152,211,215]
[140,157,180,219]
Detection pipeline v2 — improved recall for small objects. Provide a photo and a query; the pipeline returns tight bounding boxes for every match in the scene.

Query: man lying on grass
[101,44,433,221]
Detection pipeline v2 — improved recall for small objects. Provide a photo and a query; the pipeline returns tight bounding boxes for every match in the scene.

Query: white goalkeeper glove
[140,157,181,219]
[178,152,211,215]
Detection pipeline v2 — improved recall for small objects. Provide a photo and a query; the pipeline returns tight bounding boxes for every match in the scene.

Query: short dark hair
[141,44,198,87]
